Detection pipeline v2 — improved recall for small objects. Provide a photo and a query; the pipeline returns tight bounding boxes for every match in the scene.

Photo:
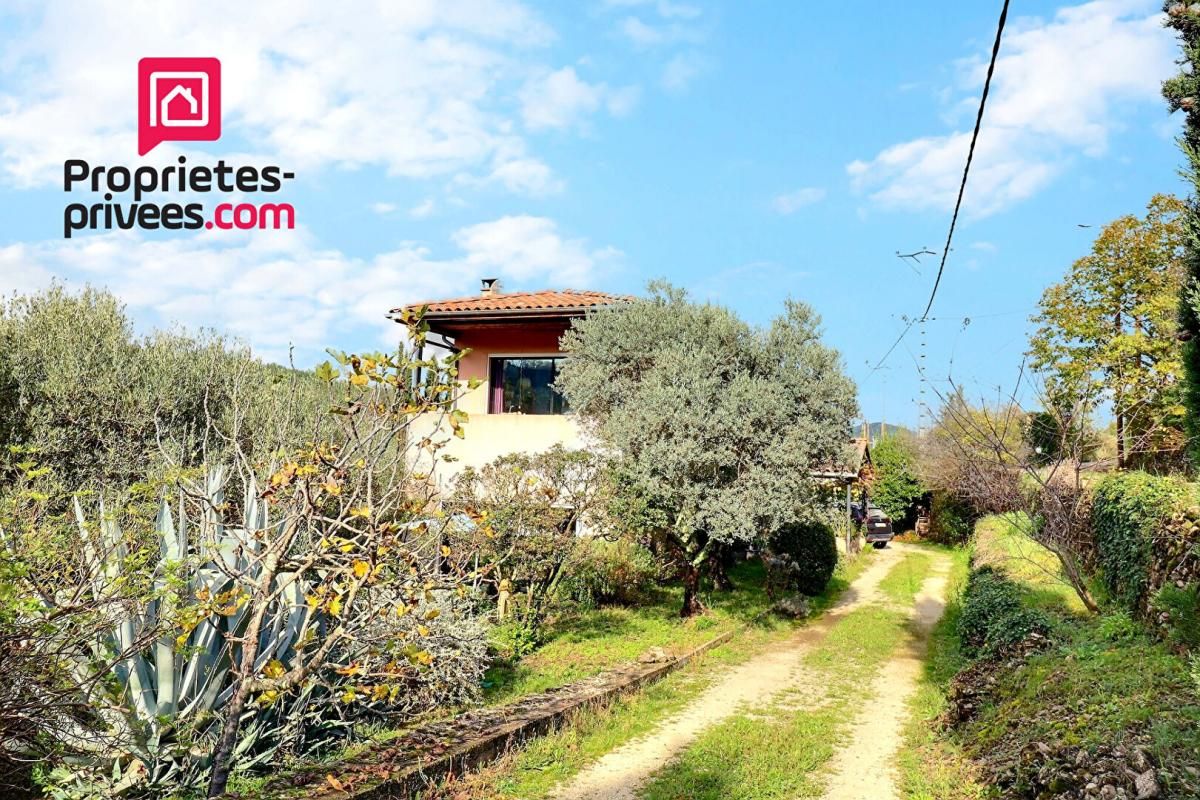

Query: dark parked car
[863,506,893,548]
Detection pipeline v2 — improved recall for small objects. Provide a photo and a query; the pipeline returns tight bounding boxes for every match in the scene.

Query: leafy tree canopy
[0,285,329,496]
[557,282,857,615]
[870,434,925,521]
[1028,194,1186,468]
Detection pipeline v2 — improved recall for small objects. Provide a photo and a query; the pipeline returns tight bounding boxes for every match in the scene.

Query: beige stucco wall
[413,410,590,490]
[413,319,592,490]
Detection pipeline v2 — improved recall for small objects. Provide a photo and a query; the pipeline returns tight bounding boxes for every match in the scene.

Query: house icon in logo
[150,74,209,128]
[138,57,221,155]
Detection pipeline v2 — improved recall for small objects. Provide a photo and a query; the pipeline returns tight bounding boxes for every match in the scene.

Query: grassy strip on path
[421,552,876,800]
[635,549,937,800]
[877,548,933,604]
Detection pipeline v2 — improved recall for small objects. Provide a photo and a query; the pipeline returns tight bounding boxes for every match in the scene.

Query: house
[812,435,873,551]
[811,435,873,487]
[391,279,632,486]
[162,85,197,121]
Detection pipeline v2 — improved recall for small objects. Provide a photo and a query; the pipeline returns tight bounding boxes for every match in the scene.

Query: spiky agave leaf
[53,467,319,796]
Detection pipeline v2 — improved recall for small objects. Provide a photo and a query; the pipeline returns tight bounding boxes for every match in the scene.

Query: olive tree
[557,284,856,616]
[0,285,331,498]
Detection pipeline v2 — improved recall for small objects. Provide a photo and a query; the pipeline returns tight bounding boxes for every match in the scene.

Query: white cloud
[661,53,704,92]
[612,1,705,50]
[847,0,1175,217]
[487,156,565,195]
[408,198,436,218]
[0,1,572,192]
[772,187,826,215]
[603,0,701,20]
[1,216,619,363]
[370,202,398,215]
[452,215,621,285]
[0,245,56,297]
[621,16,668,46]
[518,66,639,131]
[454,139,566,195]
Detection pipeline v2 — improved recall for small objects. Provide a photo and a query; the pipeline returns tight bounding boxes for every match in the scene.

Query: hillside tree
[1028,194,1186,470]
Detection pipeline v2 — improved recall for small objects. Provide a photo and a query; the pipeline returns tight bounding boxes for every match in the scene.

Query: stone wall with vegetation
[1090,472,1200,649]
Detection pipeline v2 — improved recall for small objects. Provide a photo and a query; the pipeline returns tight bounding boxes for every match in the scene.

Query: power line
[866,0,1010,379]
[868,318,916,376]
[921,0,1009,321]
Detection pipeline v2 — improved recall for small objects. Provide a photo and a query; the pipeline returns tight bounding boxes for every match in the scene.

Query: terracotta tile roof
[392,289,632,316]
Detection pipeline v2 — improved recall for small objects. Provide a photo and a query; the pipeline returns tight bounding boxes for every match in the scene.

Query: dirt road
[820,557,951,800]
[549,543,952,800]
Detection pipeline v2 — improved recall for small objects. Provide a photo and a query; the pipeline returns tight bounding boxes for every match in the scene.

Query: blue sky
[0,0,1184,428]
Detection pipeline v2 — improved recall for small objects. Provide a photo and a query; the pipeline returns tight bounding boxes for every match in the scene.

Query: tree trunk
[206,594,270,798]
[1058,550,1099,614]
[710,550,735,592]
[680,562,705,617]
[1116,407,1126,471]
[1115,308,1126,470]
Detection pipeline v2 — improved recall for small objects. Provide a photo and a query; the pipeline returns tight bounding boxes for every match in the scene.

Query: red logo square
[138,57,221,156]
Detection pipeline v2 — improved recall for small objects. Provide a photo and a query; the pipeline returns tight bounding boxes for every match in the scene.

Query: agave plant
[44,468,329,797]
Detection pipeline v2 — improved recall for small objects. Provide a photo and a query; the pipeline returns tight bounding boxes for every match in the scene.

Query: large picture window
[489,357,569,414]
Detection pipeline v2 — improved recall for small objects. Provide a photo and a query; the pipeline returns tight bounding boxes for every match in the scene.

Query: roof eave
[387,305,618,324]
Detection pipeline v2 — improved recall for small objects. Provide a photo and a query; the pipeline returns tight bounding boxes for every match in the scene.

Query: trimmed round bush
[766,519,838,596]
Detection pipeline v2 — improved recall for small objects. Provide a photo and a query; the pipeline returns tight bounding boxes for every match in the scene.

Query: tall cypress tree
[1163,3,1200,464]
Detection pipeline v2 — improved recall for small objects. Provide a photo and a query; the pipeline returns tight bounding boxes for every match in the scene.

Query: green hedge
[1091,472,1188,612]
[1154,583,1200,651]
[958,565,1051,656]
[928,491,975,545]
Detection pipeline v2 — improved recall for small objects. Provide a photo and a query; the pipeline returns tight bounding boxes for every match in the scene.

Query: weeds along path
[818,556,952,800]
[547,545,909,800]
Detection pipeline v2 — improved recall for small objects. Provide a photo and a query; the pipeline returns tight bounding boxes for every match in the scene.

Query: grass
[957,622,1200,798]
[878,549,934,605]
[637,553,933,800]
[483,559,780,705]
[972,514,1086,615]
[637,705,839,800]
[423,551,876,799]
